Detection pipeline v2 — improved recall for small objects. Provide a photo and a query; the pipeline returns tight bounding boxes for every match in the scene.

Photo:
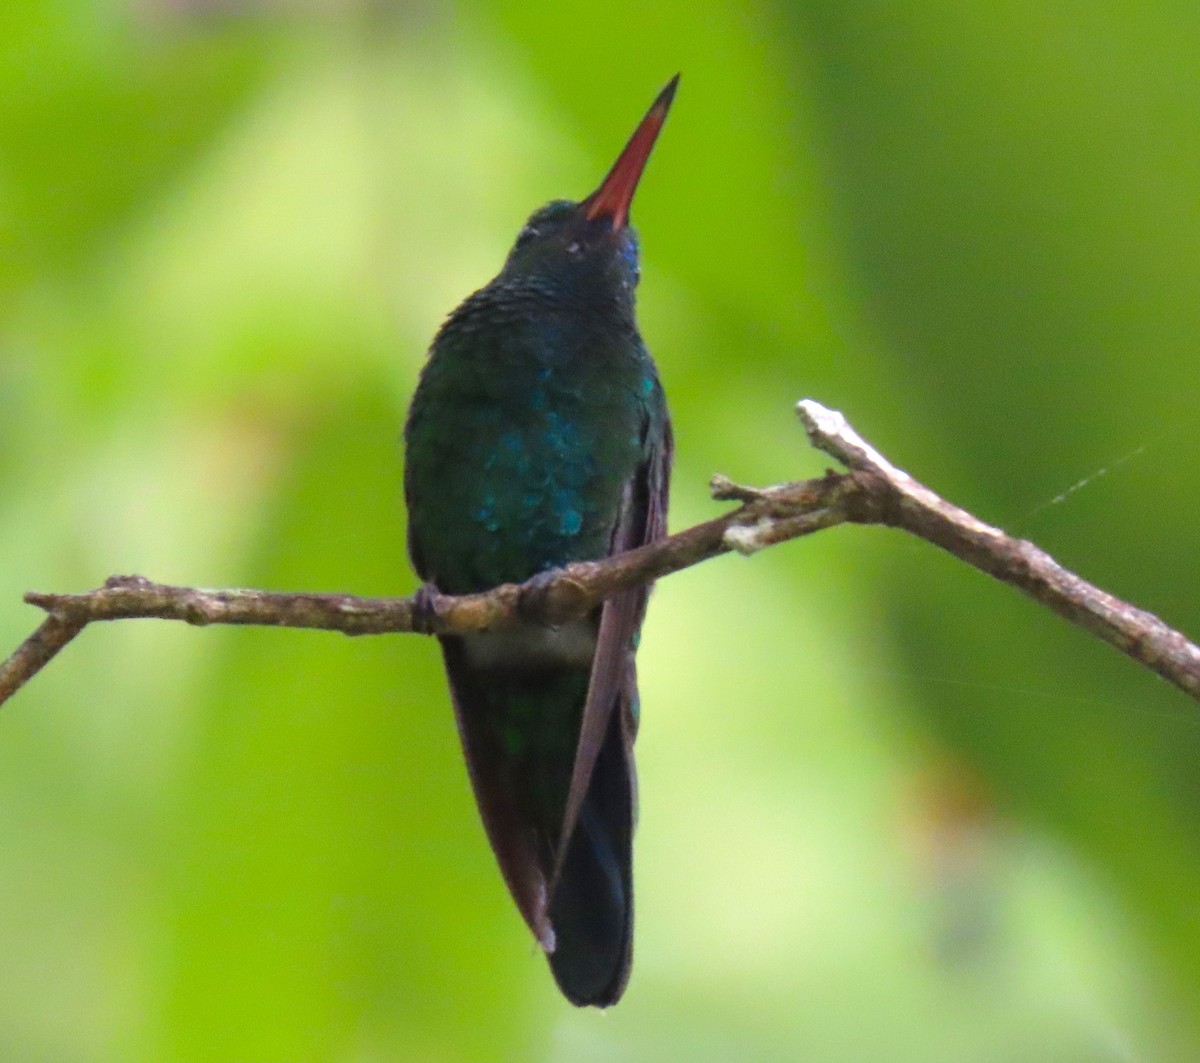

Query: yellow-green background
[3,2,1200,1060]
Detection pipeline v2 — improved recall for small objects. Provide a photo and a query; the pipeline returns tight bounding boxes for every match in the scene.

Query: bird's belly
[461,621,598,670]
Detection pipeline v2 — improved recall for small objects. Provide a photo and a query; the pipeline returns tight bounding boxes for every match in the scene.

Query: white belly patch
[461,620,598,670]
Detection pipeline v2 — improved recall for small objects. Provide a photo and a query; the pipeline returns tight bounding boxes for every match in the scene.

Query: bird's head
[500,75,678,308]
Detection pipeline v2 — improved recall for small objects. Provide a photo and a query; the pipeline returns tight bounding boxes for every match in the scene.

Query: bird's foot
[518,569,561,625]
[411,582,442,634]
[518,568,590,626]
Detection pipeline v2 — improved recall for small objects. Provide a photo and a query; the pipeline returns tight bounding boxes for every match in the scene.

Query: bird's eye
[565,241,581,257]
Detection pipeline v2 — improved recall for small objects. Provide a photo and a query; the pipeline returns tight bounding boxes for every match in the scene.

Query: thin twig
[1,400,1197,708]
[0,615,86,706]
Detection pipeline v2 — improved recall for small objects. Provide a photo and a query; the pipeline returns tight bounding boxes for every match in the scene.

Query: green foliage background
[3,2,1200,1060]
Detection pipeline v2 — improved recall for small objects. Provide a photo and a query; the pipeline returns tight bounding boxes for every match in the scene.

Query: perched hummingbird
[403,77,676,1007]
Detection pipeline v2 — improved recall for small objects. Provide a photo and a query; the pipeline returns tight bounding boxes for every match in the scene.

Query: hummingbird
[403,77,676,1007]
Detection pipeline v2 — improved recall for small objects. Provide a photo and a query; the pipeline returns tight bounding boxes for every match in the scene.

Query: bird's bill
[582,74,679,230]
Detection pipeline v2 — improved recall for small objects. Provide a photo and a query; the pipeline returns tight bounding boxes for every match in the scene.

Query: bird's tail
[548,694,634,1007]
[440,636,636,1006]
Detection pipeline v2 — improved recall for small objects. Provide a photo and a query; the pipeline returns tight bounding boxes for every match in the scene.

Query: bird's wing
[436,637,559,952]
[551,415,673,890]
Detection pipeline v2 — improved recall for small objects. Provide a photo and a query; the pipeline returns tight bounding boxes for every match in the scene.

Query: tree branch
[792,401,1200,700]
[2,400,1198,709]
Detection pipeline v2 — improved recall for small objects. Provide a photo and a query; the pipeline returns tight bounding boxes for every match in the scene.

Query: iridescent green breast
[404,286,665,594]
